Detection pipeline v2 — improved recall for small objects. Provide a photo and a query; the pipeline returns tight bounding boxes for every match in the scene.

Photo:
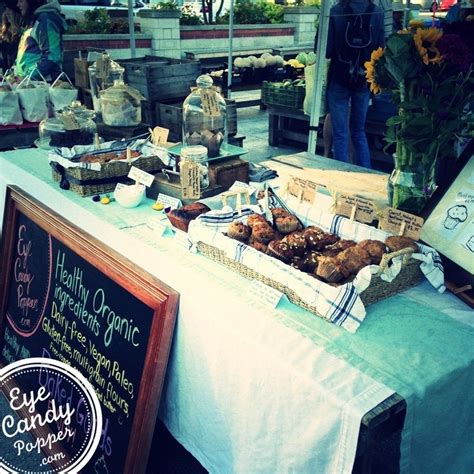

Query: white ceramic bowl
[114,184,145,208]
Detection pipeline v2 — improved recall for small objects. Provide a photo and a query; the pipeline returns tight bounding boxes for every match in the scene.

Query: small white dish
[114,184,145,208]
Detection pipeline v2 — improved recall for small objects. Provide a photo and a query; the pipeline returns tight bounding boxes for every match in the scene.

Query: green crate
[261,81,306,109]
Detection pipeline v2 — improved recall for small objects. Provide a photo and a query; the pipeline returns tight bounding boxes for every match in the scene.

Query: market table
[0,150,473,474]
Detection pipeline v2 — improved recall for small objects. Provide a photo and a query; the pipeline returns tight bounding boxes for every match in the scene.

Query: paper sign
[95,55,110,80]
[200,89,221,117]
[379,207,424,240]
[128,166,155,187]
[114,182,127,192]
[148,215,175,237]
[180,160,201,199]
[230,181,256,196]
[151,126,169,145]
[249,279,283,309]
[59,113,80,131]
[335,194,376,223]
[286,176,324,204]
[156,193,181,210]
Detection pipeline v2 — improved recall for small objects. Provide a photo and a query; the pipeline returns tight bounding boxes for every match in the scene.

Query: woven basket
[50,155,164,197]
[197,242,423,316]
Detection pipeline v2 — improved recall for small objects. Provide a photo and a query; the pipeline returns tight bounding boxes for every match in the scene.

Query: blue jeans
[327,82,372,169]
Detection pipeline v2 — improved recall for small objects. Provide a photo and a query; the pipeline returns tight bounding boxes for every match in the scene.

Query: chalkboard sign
[0,186,179,473]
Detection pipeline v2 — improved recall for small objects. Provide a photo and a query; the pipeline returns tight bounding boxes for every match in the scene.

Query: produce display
[233,53,285,69]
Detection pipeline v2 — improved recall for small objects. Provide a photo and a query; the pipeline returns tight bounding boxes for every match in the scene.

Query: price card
[59,113,80,131]
[127,166,155,187]
[200,89,221,117]
[180,160,201,199]
[156,193,181,210]
[286,176,323,204]
[249,279,283,309]
[334,194,376,223]
[379,207,424,240]
[230,181,256,196]
[151,126,169,146]
[148,215,175,237]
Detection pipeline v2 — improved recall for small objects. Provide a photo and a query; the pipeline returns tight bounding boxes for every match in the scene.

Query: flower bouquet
[365,24,473,214]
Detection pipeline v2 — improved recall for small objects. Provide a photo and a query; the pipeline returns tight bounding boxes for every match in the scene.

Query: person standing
[0,0,22,70]
[326,0,384,168]
[15,0,67,80]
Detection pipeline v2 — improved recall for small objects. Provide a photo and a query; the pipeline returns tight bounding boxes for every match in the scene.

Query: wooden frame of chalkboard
[0,186,179,473]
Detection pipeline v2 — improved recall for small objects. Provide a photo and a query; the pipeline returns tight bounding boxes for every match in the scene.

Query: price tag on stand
[379,207,424,239]
[249,279,283,309]
[150,126,169,146]
[286,176,323,204]
[334,194,376,224]
[200,89,221,117]
[155,193,182,210]
[59,113,80,131]
[180,160,201,199]
[128,166,155,188]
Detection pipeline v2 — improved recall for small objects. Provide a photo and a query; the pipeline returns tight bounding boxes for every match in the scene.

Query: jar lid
[40,116,91,132]
[196,74,213,89]
[181,145,208,160]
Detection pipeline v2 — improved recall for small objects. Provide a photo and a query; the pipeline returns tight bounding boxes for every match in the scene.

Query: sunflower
[364,47,384,94]
[414,27,443,65]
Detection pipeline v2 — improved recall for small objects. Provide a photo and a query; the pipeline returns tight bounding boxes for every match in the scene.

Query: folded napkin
[248,163,278,182]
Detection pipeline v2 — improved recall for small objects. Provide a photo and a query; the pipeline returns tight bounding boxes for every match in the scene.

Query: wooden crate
[208,158,249,189]
[118,56,201,101]
[74,58,93,89]
[157,99,237,142]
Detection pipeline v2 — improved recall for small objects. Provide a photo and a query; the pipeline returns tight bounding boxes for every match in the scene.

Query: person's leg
[323,113,333,157]
[327,82,350,163]
[349,87,371,168]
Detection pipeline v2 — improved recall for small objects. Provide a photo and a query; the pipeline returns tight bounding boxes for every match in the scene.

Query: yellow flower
[414,27,443,65]
[364,47,384,94]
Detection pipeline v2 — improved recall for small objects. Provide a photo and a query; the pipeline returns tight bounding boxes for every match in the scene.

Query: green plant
[180,4,203,25]
[151,1,179,10]
[218,0,284,25]
[67,8,135,34]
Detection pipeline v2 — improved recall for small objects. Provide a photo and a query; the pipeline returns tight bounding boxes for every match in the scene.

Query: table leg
[268,113,279,146]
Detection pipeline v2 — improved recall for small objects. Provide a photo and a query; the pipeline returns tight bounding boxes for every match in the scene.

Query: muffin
[282,232,307,256]
[251,223,277,244]
[322,239,356,257]
[267,240,294,263]
[271,207,290,219]
[358,239,387,265]
[275,215,300,234]
[305,231,340,251]
[302,251,321,273]
[337,246,372,274]
[316,256,350,283]
[227,221,251,242]
[290,256,306,271]
[247,214,268,229]
[385,236,419,253]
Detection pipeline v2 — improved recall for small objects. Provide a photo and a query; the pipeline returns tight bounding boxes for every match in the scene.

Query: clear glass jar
[99,81,142,127]
[39,116,97,148]
[180,145,209,190]
[88,52,125,113]
[182,74,227,158]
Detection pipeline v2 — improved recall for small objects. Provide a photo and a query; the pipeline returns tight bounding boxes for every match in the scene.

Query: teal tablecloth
[1,149,473,473]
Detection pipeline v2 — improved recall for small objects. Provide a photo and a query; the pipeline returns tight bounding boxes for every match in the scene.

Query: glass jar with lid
[179,145,209,190]
[182,75,227,158]
[88,52,125,113]
[38,115,97,149]
[99,80,143,127]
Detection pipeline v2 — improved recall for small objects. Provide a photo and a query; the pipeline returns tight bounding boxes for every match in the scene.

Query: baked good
[316,256,350,283]
[275,215,300,234]
[358,239,387,265]
[271,207,290,219]
[249,241,267,253]
[247,214,268,228]
[267,240,294,263]
[227,222,251,242]
[302,251,320,273]
[444,204,468,230]
[167,202,211,232]
[282,232,307,257]
[290,256,306,271]
[385,236,419,253]
[337,246,372,274]
[322,239,356,257]
[305,231,339,251]
[250,223,276,244]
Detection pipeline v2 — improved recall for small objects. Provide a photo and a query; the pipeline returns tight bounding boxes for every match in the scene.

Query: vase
[387,146,438,215]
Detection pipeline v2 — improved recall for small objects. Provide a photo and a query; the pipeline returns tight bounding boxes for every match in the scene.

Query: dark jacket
[16,0,67,80]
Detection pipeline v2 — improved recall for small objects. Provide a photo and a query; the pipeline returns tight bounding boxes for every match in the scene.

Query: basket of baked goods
[48,139,169,197]
[187,194,444,333]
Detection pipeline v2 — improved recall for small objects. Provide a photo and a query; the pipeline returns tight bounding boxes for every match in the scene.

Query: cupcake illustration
[466,236,474,253]
[444,205,468,230]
